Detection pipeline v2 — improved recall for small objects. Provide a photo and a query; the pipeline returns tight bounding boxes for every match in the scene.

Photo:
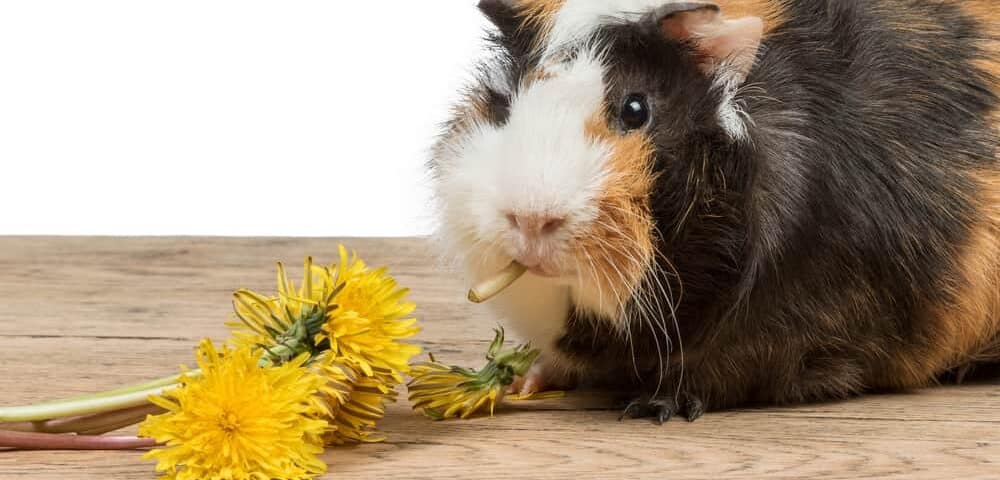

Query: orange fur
[434,90,491,162]
[916,171,1000,384]
[522,67,555,89]
[716,0,787,35]
[882,171,999,388]
[943,1,1000,373]
[579,112,658,319]
[513,0,786,43]
[881,1,998,122]
[516,0,564,53]
[877,1,998,100]
[881,0,951,37]
[878,0,999,384]
[517,0,563,26]
[959,1,1000,70]
[959,1,1000,126]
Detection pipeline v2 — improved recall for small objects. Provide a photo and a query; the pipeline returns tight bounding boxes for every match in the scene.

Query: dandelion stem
[0,404,163,435]
[0,430,156,451]
[0,386,170,423]
[32,373,185,407]
[78,412,159,436]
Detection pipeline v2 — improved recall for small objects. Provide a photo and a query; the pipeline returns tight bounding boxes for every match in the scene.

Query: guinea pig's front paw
[507,362,551,396]
[619,394,705,425]
[507,361,573,396]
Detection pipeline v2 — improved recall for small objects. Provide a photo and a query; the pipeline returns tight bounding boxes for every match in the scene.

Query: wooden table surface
[0,237,997,479]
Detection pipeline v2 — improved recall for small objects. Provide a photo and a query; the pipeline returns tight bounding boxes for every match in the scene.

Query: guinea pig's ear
[478,0,523,41]
[651,2,764,84]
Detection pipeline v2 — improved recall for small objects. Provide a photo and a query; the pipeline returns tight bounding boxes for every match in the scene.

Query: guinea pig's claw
[618,399,646,421]
[619,395,704,424]
[657,408,673,425]
[685,397,706,422]
[649,398,679,425]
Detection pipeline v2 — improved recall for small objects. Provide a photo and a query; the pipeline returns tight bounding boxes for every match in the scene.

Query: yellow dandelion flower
[408,328,543,420]
[226,251,422,444]
[228,251,421,379]
[325,374,397,444]
[228,257,337,362]
[138,340,329,480]
[228,259,356,420]
[317,245,422,379]
[408,362,503,420]
[309,352,357,409]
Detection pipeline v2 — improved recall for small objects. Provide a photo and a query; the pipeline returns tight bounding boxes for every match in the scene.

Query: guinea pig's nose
[506,213,565,238]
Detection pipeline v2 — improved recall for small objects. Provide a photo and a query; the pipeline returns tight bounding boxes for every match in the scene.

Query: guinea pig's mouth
[526,265,561,278]
[514,257,576,279]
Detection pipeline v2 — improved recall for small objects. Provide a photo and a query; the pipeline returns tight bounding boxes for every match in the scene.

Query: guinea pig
[430,0,999,422]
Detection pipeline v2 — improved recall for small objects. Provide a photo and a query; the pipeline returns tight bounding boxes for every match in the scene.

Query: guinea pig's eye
[620,94,650,131]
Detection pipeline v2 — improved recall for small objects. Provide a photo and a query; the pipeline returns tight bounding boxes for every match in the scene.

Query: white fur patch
[432,50,613,352]
[544,0,674,60]
[714,72,751,141]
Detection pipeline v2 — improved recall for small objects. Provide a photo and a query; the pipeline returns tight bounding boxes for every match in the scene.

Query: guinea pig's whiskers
[572,256,586,296]
[605,204,648,223]
[595,241,667,395]
[579,248,606,314]
[639,300,666,397]
[587,223,647,309]
[597,244,647,381]
[597,218,683,368]
[649,263,681,398]
[636,273,670,398]
[580,220,671,392]
[590,221,645,272]
[587,241,624,314]
[604,214,681,399]
[650,244,686,399]
[581,241,644,383]
[599,249,628,317]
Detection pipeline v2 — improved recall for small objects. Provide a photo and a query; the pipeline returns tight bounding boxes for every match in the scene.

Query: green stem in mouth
[468,262,528,304]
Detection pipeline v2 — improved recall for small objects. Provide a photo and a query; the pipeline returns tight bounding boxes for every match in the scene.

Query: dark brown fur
[570,0,999,411]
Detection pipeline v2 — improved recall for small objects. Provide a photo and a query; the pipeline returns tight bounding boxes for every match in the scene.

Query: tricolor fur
[431,0,999,411]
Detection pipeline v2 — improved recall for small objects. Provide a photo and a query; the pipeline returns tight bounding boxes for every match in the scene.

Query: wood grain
[0,237,997,479]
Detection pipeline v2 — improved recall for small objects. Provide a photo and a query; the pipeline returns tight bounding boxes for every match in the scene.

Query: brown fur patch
[509,0,785,61]
[959,1,1000,126]
[516,0,787,40]
[887,170,1000,388]
[936,170,1000,369]
[516,0,564,53]
[522,67,555,89]
[881,2,997,99]
[856,1,999,387]
[881,0,951,37]
[883,1,998,122]
[947,1,1000,371]
[433,89,492,162]
[577,112,658,318]
[466,91,493,127]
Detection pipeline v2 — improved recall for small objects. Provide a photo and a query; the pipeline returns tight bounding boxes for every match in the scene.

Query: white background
[0,1,489,237]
